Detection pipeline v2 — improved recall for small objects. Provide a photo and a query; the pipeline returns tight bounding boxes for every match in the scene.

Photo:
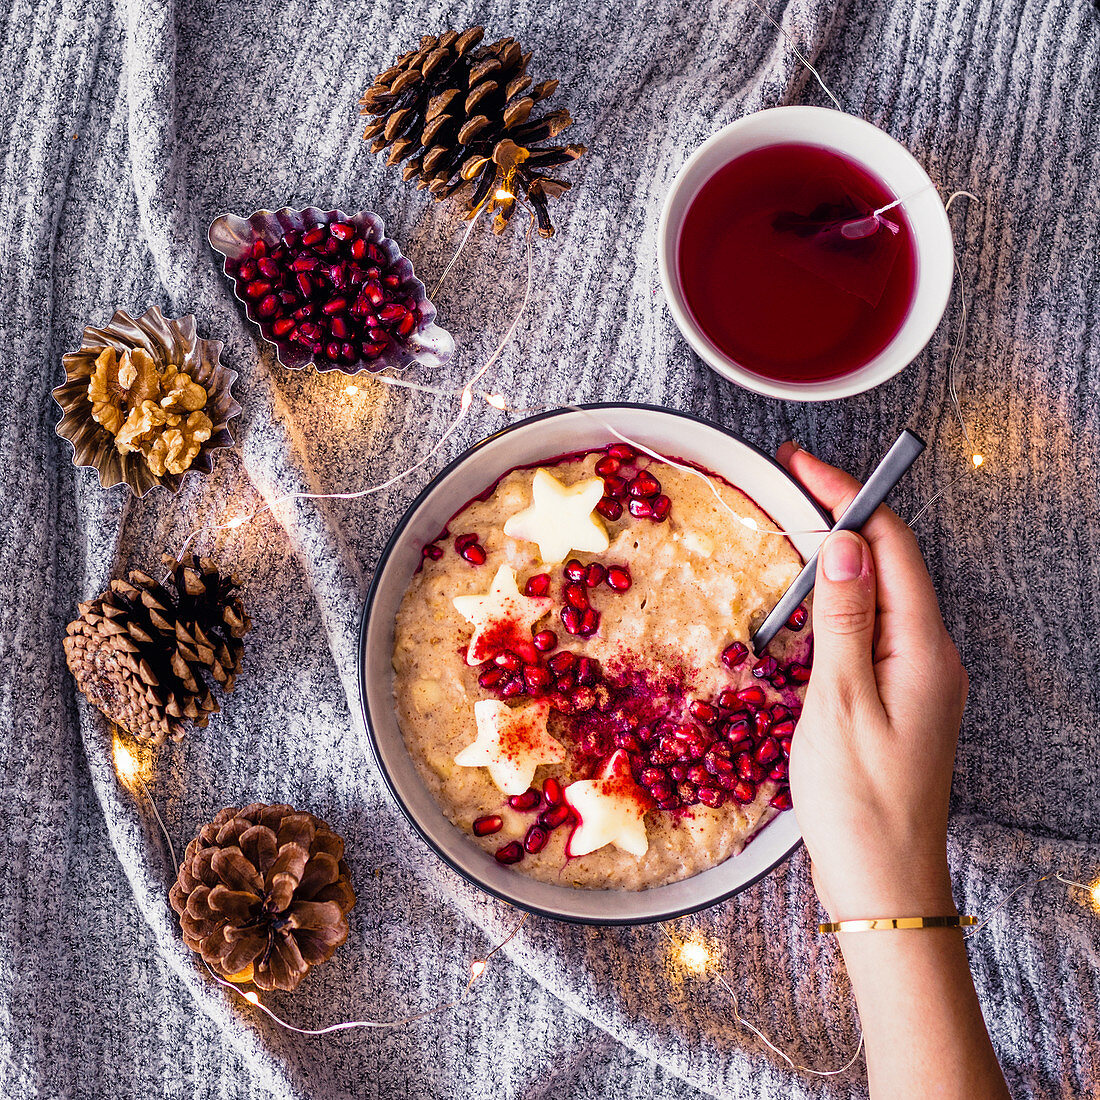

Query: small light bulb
[677,936,713,975]
[470,960,487,980]
[244,991,259,1005]
[739,516,759,532]
[226,516,247,530]
[460,387,473,411]
[494,189,514,202]
[1090,879,1100,909]
[113,739,141,785]
[486,394,506,410]
[345,384,360,396]
[972,454,984,468]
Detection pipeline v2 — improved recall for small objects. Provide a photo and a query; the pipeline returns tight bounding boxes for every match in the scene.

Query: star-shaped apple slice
[503,468,610,564]
[454,699,564,795]
[452,564,552,665]
[564,749,652,858]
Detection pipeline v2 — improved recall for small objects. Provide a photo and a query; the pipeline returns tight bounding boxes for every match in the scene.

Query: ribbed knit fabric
[1,0,1097,1096]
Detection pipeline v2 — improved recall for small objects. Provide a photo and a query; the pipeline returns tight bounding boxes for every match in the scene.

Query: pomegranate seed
[524,825,549,854]
[769,760,789,780]
[579,609,600,636]
[564,559,587,582]
[708,740,733,758]
[772,719,796,739]
[571,686,596,711]
[705,752,735,776]
[361,340,387,358]
[603,474,628,498]
[324,341,341,361]
[650,781,673,802]
[594,456,620,476]
[538,804,571,829]
[736,685,767,707]
[754,738,780,764]
[295,272,313,298]
[547,652,575,674]
[478,667,506,689]
[722,642,749,669]
[585,563,606,587]
[786,605,808,631]
[752,655,778,679]
[514,641,539,664]
[628,498,654,519]
[383,272,400,287]
[524,665,553,693]
[272,317,295,337]
[379,303,407,323]
[788,663,812,683]
[291,255,318,272]
[564,582,588,609]
[605,565,632,592]
[769,790,793,811]
[717,688,739,709]
[461,544,487,565]
[640,766,667,787]
[495,841,523,864]
[350,238,368,260]
[454,534,477,552]
[321,296,348,315]
[555,674,576,693]
[532,630,557,652]
[248,239,267,258]
[508,788,541,812]
[398,311,416,336]
[780,736,793,756]
[651,495,671,521]
[257,294,280,318]
[524,573,551,597]
[596,497,623,520]
[733,780,756,804]
[330,315,351,338]
[473,815,503,836]
[678,781,698,804]
[494,651,521,671]
[737,754,766,782]
[771,671,788,688]
[687,764,710,785]
[607,443,636,461]
[279,291,299,308]
[771,705,792,722]
[575,657,599,686]
[714,773,737,791]
[257,257,280,279]
[421,543,443,562]
[656,797,681,811]
[330,222,355,241]
[543,777,563,805]
[615,731,642,753]
[301,227,326,247]
[688,700,718,725]
[293,306,312,321]
[698,786,725,808]
[560,606,583,634]
[628,471,661,498]
[237,260,258,281]
[244,279,272,299]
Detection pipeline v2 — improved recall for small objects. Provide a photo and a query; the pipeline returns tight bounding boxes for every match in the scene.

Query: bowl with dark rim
[358,403,829,923]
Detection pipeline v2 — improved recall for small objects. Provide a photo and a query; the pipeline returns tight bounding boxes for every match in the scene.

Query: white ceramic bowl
[358,404,829,923]
[657,106,953,402]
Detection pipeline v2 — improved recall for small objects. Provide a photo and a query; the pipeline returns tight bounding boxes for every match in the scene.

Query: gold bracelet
[818,915,978,934]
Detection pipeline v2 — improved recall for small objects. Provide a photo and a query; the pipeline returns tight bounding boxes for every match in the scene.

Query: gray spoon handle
[751,430,926,655]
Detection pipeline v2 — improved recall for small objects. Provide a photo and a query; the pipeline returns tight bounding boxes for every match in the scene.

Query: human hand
[778,442,968,922]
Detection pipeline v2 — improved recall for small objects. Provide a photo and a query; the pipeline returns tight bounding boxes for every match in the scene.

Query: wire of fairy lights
[112,732,530,1032]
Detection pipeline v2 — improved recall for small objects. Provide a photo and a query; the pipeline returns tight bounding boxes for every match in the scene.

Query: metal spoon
[751,429,926,655]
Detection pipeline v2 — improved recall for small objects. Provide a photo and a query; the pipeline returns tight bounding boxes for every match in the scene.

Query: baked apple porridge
[391,442,813,890]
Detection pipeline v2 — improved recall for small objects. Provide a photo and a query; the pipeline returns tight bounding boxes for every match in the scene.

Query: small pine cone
[169,803,356,992]
[63,554,250,745]
[359,27,586,237]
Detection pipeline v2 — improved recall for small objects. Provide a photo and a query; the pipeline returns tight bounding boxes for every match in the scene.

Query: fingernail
[822,531,863,582]
[783,439,801,454]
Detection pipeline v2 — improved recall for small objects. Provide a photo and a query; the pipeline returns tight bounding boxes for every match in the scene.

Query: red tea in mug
[676,143,918,384]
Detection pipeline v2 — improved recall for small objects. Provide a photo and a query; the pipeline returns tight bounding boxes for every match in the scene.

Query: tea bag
[771,176,903,307]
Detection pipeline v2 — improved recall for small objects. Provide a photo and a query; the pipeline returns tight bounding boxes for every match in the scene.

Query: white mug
[657,106,954,402]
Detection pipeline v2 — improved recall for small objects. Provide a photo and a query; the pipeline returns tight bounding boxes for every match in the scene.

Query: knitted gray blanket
[2,0,1098,1096]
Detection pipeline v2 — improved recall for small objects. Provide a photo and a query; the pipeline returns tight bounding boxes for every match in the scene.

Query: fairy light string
[112,726,532,1034]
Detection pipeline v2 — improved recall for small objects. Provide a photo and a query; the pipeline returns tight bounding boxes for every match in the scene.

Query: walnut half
[86,346,212,476]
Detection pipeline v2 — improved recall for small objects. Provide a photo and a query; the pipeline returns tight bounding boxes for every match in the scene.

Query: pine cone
[63,554,250,745]
[169,803,356,992]
[359,27,586,237]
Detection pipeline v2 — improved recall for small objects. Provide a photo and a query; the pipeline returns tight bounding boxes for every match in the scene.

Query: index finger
[777,444,947,640]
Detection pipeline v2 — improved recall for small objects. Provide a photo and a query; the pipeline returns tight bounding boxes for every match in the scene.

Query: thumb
[811,531,877,693]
